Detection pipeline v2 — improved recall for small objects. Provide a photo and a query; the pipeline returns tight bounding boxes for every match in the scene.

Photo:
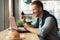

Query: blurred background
[0,0,60,32]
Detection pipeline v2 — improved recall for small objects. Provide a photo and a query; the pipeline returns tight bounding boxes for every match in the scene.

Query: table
[0,29,40,40]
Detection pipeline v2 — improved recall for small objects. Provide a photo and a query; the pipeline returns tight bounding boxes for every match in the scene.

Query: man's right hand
[21,15,26,23]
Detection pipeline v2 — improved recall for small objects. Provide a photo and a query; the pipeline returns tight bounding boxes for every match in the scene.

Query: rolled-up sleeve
[39,17,55,38]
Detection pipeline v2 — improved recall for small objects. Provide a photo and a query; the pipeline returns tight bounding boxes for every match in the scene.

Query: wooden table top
[0,29,40,40]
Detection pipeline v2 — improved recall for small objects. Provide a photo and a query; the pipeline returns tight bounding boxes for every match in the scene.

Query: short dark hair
[32,1,43,9]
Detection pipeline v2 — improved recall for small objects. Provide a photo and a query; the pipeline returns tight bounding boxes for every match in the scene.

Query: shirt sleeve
[39,17,55,38]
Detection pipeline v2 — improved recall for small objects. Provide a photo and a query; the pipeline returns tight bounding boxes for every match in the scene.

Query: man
[21,1,59,40]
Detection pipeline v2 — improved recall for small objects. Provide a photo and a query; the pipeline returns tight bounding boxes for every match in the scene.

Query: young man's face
[31,5,42,17]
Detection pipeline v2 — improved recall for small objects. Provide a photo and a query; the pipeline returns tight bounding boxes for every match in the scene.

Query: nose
[33,10,35,13]
[33,11,35,14]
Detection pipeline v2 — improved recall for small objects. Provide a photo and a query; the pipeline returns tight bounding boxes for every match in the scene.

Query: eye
[33,9,35,11]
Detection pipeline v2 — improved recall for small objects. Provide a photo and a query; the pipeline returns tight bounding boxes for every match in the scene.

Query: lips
[33,13,38,17]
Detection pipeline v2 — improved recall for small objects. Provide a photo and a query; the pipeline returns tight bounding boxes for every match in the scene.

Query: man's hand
[21,15,26,23]
[23,23,39,35]
[23,23,31,28]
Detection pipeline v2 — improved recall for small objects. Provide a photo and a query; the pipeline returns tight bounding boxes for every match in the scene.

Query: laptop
[9,16,29,33]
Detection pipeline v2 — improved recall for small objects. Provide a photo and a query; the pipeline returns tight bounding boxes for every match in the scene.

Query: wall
[4,0,9,29]
[0,0,4,31]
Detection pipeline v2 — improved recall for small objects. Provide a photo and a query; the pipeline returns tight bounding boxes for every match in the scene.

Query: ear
[39,7,42,11]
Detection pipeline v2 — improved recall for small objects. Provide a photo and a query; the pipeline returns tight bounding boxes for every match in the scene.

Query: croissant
[7,31,21,40]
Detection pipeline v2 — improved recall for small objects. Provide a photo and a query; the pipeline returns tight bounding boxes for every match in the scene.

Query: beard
[33,13,40,18]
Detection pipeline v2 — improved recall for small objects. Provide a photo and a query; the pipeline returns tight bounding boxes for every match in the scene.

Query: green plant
[16,20,23,27]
